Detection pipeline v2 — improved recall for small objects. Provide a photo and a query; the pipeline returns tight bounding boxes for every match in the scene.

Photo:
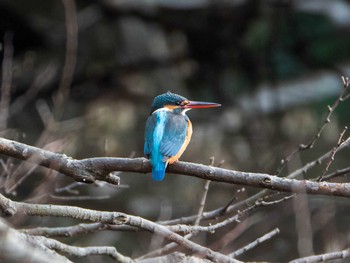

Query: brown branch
[1,137,350,199]
[0,193,238,263]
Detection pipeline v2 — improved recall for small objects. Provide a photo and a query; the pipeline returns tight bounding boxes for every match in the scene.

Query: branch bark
[0,137,350,198]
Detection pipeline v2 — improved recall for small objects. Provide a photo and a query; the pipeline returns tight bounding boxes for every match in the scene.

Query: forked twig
[318,126,348,181]
[278,76,350,175]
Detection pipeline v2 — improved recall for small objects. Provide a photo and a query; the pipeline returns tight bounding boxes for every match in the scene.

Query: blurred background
[1,0,350,262]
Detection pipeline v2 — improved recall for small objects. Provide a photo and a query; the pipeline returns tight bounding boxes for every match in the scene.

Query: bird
[144,92,221,181]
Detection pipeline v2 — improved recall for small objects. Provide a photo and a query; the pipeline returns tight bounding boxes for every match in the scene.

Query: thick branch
[0,137,350,198]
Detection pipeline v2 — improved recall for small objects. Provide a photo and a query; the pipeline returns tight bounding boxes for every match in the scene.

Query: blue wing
[159,113,188,159]
[144,110,188,181]
[144,114,156,158]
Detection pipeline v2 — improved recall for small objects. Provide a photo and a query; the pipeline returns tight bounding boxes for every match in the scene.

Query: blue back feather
[144,109,188,181]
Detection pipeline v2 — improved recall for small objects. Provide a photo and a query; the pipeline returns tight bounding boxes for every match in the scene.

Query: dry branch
[0,193,239,263]
[289,247,350,263]
[0,219,71,263]
[0,137,350,198]
[229,228,280,258]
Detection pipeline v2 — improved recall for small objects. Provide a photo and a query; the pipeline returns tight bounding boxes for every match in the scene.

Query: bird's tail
[152,161,167,181]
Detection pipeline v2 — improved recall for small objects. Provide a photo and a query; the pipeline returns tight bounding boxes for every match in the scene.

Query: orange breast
[167,120,193,164]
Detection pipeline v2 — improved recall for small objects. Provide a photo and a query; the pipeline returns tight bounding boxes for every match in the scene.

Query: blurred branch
[229,228,280,258]
[289,247,350,263]
[1,137,350,198]
[54,0,78,118]
[0,219,71,263]
[0,193,238,263]
[323,166,350,181]
[0,32,13,131]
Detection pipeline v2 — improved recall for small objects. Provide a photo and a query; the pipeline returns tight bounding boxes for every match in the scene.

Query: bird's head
[150,92,221,114]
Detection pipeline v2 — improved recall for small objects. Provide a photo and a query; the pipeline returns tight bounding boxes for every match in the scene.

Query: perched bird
[144,92,221,181]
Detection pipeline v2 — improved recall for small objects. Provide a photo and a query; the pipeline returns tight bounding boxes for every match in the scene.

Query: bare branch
[54,0,78,118]
[31,235,132,262]
[21,223,106,237]
[20,223,136,238]
[322,166,350,181]
[0,193,239,263]
[278,77,350,175]
[194,157,215,226]
[0,32,13,131]
[318,127,348,181]
[289,247,350,263]
[49,194,110,201]
[229,228,280,258]
[194,179,210,226]
[0,219,71,263]
[1,137,350,198]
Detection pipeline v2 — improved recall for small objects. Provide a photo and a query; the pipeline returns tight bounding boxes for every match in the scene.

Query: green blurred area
[1,0,350,262]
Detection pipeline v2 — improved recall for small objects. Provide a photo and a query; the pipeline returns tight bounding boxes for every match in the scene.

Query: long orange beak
[184,100,221,109]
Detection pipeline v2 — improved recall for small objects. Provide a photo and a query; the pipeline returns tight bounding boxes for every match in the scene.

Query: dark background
[1,0,350,262]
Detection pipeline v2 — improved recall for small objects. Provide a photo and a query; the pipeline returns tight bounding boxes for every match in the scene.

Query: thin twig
[194,179,211,226]
[322,166,350,181]
[10,63,57,116]
[49,194,110,201]
[194,157,215,226]
[229,228,280,258]
[278,76,350,175]
[5,165,37,194]
[220,188,245,216]
[54,0,78,118]
[30,235,132,262]
[55,182,82,195]
[289,247,350,263]
[318,127,348,181]
[136,232,196,260]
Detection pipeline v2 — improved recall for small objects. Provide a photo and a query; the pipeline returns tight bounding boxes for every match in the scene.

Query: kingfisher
[144,92,221,181]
